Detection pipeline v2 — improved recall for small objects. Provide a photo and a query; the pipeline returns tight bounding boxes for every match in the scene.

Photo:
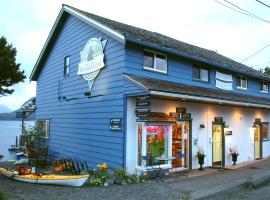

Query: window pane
[155,54,167,72]
[236,76,241,87]
[262,123,269,140]
[37,120,50,138]
[200,68,209,82]
[146,125,168,166]
[143,51,154,68]
[64,56,70,76]
[261,82,268,92]
[241,77,247,88]
[192,67,200,79]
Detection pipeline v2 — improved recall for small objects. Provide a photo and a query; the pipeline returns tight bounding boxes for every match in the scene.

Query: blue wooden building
[30,5,270,173]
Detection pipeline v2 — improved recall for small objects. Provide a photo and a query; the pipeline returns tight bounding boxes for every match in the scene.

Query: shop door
[212,124,223,166]
[254,124,261,159]
[172,122,189,169]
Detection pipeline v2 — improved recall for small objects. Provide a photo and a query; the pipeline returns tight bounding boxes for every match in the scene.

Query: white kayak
[0,168,89,187]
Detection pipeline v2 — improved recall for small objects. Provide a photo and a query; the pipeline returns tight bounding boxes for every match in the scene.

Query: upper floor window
[260,81,268,93]
[143,50,167,73]
[192,66,209,82]
[64,56,70,76]
[236,76,247,90]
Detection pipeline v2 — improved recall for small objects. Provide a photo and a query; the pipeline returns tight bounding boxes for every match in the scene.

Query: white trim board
[150,90,270,109]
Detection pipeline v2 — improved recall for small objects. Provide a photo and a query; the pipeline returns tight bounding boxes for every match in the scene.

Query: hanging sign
[215,71,233,90]
[136,96,150,102]
[78,38,107,92]
[135,95,151,122]
[16,111,26,119]
[110,118,122,131]
[214,117,223,123]
[180,113,191,119]
[176,107,186,114]
[255,118,261,123]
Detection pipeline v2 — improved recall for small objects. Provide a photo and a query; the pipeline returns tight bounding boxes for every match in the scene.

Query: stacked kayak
[0,168,89,187]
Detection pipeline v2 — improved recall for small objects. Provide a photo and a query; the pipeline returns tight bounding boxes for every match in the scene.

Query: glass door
[254,124,261,159]
[172,122,189,169]
[213,124,223,166]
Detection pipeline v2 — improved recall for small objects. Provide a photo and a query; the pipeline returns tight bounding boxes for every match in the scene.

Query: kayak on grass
[0,168,89,187]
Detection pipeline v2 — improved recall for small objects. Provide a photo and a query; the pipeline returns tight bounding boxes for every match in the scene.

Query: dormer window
[236,76,247,90]
[260,81,268,93]
[143,50,167,73]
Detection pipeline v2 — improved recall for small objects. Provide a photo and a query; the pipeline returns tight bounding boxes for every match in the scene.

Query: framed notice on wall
[110,118,122,131]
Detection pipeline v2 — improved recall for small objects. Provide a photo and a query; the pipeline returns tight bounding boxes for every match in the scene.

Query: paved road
[205,183,270,200]
[1,159,270,200]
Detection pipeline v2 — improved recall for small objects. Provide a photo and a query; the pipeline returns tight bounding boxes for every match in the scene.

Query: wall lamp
[200,124,205,128]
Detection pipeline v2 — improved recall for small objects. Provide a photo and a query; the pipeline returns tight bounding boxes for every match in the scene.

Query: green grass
[0,191,8,200]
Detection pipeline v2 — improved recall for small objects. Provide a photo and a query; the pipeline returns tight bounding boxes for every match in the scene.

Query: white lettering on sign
[78,38,107,91]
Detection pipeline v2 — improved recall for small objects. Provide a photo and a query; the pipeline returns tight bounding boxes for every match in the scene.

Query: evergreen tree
[0,36,26,96]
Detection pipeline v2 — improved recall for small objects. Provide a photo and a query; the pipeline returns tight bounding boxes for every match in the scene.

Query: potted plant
[229,147,239,165]
[197,147,206,170]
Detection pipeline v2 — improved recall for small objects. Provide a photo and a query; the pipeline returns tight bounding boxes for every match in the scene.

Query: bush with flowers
[86,163,149,187]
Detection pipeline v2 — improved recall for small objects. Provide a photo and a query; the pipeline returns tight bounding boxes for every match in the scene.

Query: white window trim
[260,81,269,93]
[236,76,248,90]
[143,49,167,74]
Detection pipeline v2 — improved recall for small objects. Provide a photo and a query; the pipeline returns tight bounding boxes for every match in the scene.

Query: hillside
[0,104,12,113]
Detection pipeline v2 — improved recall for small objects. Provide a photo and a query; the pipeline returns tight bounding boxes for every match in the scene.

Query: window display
[146,125,168,166]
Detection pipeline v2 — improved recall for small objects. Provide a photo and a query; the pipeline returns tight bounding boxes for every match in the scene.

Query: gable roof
[30,4,270,81]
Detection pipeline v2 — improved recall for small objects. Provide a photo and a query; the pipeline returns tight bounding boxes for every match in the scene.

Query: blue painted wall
[36,14,126,168]
[124,43,270,98]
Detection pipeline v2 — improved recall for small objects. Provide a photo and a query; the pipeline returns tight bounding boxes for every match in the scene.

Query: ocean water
[0,120,34,161]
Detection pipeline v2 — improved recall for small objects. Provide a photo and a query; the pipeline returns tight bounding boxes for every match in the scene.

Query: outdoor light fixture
[200,124,205,128]
[84,92,91,98]
[252,124,256,128]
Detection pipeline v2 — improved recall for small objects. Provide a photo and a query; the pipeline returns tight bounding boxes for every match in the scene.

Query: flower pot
[197,155,206,170]
[231,154,239,165]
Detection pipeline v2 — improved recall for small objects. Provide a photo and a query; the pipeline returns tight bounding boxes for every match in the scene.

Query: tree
[263,67,270,76]
[0,36,26,96]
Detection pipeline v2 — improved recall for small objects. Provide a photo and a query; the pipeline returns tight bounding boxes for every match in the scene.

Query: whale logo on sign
[78,38,107,91]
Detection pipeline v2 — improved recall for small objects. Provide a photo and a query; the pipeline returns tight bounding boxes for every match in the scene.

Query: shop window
[37,119,50,138]
[146,125,168,166]
[192,66,209,82]
[64,56,70,76]
[260,81,268,93]
[262,122,269,140]
[143,50,167,73]
[236,76,247,90]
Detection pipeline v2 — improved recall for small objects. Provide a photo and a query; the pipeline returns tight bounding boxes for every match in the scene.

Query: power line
[242,43,270,63]
[214,0,270,24]
[255,0,270,9]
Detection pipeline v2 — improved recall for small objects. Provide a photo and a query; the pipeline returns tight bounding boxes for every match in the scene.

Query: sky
[0,0,270,110]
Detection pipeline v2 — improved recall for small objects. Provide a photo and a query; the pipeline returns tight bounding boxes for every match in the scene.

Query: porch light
[200,124,205,128]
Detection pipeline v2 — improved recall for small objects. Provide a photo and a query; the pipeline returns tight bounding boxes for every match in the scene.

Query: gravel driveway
[1,158,270,200]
